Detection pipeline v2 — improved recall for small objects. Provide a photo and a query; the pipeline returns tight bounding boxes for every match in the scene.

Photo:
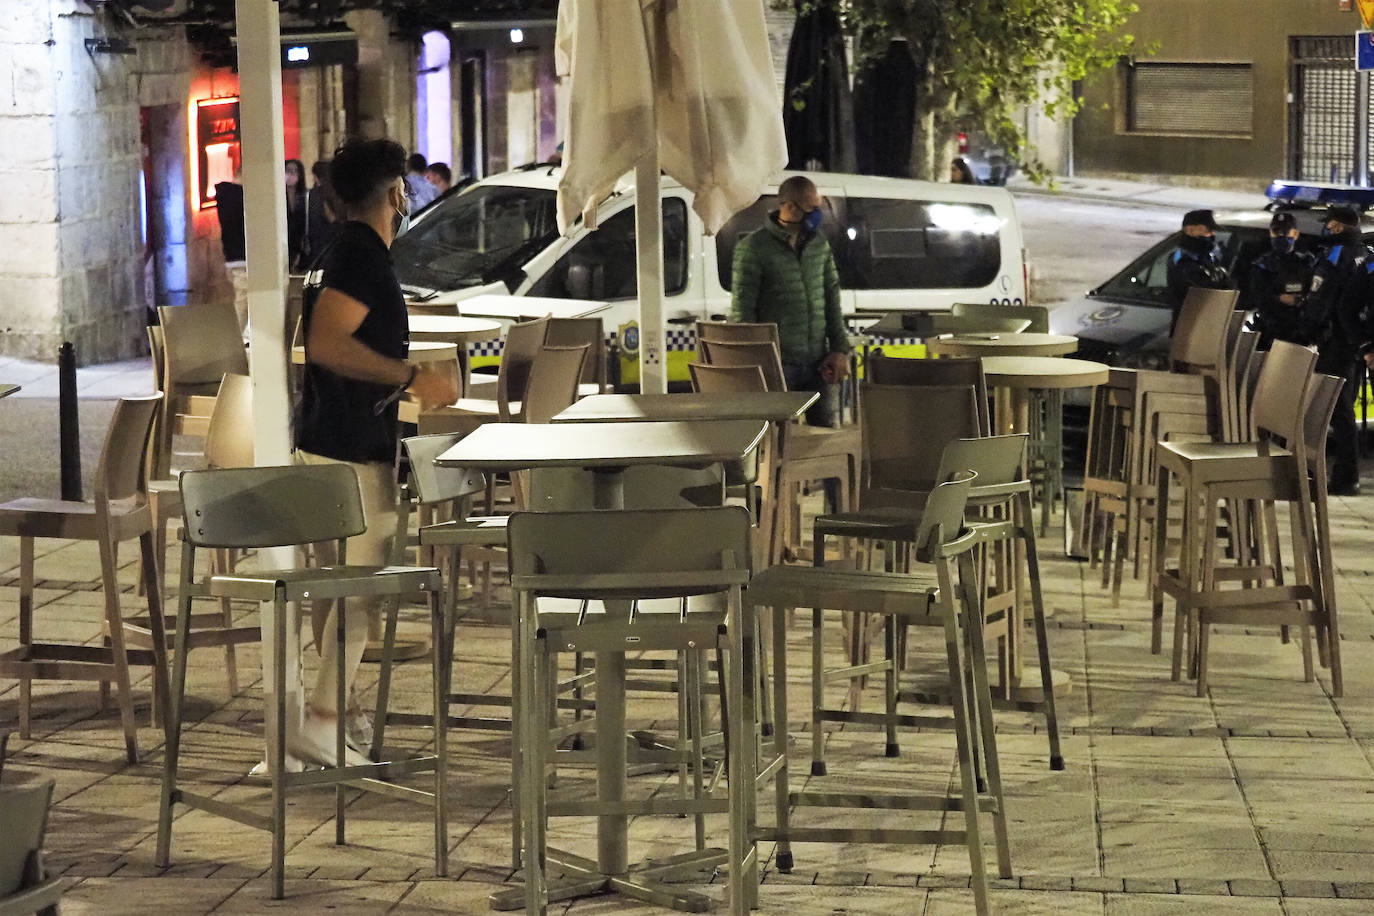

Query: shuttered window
[1124,62,1253,136]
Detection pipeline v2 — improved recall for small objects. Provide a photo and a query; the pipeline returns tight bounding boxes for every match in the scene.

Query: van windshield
[391,185,559,292]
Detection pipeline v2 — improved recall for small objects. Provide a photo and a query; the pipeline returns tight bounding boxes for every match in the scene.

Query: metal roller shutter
[1127,62,1253,135]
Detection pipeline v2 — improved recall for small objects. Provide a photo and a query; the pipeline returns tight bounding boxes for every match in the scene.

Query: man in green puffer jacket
[730,175,852,427]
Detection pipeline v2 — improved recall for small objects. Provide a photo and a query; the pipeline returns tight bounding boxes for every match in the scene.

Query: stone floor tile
[1269,850,1374,883]
[1105,893,1284,914]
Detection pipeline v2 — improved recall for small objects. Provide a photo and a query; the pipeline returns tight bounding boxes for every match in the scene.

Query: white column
[236,0,300,753]
[634,152,667,394]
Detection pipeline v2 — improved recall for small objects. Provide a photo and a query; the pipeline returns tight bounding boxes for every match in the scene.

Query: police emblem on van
[1080,305,1126,327]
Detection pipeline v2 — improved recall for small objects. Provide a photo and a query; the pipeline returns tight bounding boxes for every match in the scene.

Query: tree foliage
[787,0,1140,182]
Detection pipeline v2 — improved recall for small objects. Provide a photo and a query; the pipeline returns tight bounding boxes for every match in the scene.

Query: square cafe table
[435,419,767,911]
[553,392,817,567]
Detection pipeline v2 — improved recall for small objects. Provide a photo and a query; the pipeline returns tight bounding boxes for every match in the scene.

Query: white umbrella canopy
[555,0,787,391]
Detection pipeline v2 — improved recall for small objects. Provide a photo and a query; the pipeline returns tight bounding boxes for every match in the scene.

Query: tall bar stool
[747,471,1010,916]
[155,464,448,898]
[0,395,169,763]
[813,428,1062,770]
[1151,340,1336,695]
[503,507,755,915]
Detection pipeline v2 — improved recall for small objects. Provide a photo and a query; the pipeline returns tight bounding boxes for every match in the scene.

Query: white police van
[392,165,1029,385]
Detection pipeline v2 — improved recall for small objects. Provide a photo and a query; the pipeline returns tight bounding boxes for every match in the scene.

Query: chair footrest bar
[340,777,436,805]
[790,791,1000,813]
[817,708,953,729]
[822,660,894,682]
[546,797,729,818]
[756,826,968,846]
[172,789,273,831]
[284,754,438,789]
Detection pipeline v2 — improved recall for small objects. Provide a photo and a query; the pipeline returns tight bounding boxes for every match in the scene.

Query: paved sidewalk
[3,472,1374,914]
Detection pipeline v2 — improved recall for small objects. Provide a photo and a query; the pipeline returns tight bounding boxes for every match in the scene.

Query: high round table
[927,333,1079,358]
[982,355,1110,701]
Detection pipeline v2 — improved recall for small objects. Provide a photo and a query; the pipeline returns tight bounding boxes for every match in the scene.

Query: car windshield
[391,184,559,292]
[1094,229,1249,307]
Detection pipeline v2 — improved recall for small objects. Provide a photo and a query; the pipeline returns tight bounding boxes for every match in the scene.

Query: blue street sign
[1358,31,1374,72]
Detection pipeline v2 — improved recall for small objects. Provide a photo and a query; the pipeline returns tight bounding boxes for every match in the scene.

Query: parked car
[1049,181,1374,372]
[392,167,1030,385]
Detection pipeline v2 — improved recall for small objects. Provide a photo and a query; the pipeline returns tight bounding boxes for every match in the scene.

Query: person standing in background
[213,162,248,336]
[730,174,851,428]
[404,153,439,210]
[302,159,339,266]
[424,162,451,195]
[1247,211,1314,351]
[1165,209,1232,336]
[285,159,307,270]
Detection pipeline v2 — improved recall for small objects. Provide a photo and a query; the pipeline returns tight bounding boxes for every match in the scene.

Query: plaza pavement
[3,354,1374,914]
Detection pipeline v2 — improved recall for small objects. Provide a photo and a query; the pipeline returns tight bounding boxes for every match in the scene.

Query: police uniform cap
[1326,206,1360,228]
[1181,209,1219,231]
[1269,211,1297,233]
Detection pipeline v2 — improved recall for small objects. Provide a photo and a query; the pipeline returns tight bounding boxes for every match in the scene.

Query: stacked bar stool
[747,470,1009,916]
[155,464,448,898]
[501,506,755,915]
[1150,340,1341,695]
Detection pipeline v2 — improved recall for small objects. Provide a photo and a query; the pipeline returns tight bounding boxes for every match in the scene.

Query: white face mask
[392,184,410,237]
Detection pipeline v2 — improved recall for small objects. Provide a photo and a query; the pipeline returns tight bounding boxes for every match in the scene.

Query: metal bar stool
[154,464,447,898]
[498,507,755,915]
[746,471,1009,916]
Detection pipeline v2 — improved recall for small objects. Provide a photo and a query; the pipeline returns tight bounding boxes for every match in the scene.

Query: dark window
[530,199,689,300]
[715,195,847,291]
[1123,61,1253,137]
[843,197,1001,290]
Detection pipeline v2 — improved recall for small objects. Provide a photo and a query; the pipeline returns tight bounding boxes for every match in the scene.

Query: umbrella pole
[236,0,300,755]
[635,151,668,394]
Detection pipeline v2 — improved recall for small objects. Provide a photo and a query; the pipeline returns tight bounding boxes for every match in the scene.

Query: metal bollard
[58,341,82,501]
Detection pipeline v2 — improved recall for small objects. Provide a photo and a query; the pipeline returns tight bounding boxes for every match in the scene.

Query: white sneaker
[247,754,308,778]
[288,710,372,768]
[345,692,374,753]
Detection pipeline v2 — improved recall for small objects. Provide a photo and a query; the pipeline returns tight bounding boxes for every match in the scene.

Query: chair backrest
[912,469,977,563]
[1226,328,1260,441]
[496,315,552,415]
[203,374,255,470]
[951,302,1049,333]
[544,317,607,388]
[1302,373,1345,464]
[934,434,1028,491]
[695,320,781,348]
[865,354,990,435]
[698,338,787,392]
[0,779,54,899]
[157,304,250,385]
[1169,288,1238,369]
[1251,339,1318,443]
[688,362,768,394]
[507,506,752,599]
[401,433,487,505]
[860,383,981,492]
[179,463,366,549]
[519,344,590,423]
[147,324,166,391]
[96,394,162,506]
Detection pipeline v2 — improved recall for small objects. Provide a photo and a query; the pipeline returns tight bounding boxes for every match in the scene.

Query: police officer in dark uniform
[1248,210,1314,350]
[1166,209,1232,336]
[1305,205,1368,495]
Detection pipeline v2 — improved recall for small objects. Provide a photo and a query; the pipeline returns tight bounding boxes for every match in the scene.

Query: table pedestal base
[488,847,726,912]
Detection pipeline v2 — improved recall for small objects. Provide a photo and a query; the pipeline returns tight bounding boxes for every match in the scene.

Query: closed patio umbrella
[782,0,855,173]
[555,0,787,392]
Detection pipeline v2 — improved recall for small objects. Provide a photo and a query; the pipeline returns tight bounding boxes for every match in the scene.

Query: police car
[1048,181,1374,371]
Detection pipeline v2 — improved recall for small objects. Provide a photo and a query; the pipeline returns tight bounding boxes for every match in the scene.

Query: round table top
[291,340,459,366]
[979,356,1111,390]
[408,314,503,343]
[927,333,1079,358]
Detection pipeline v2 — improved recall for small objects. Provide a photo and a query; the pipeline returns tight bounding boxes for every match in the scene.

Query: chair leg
[18,536,34,739]
[522,604,549,914]
[769,601,793,875]
[937,561,990,915]
[271,594,289,901]
[216,549,240,696]
[960,551,1012,879]
[156,543,197,869]
[811,534,827,776]
[432,588,450,877]
[137,532,173,734]
[1019,493,1064,771]
[97,535,140,764]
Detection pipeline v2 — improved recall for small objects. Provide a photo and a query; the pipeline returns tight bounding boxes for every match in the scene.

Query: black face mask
[1181,234,1215,255]
[1270,235,1295,254]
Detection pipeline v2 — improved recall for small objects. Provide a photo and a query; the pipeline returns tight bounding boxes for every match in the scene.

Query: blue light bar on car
[1265,180,1374,211]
